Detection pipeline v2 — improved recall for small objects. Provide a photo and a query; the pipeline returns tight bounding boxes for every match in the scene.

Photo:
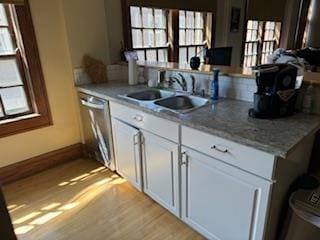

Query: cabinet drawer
[181,126,275,180]
[110,102,179,142]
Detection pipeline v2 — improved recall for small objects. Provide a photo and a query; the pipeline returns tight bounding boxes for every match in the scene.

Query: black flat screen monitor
[206,47,233,66]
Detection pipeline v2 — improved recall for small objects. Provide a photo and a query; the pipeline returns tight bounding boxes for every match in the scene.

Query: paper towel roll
[128,60,138,85]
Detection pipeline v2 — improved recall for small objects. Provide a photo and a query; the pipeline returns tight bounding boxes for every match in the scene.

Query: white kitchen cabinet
[141,130,179,216]
[112,118,142,191]
[181,147,272,240]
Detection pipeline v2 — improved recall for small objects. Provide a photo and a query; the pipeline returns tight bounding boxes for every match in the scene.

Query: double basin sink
[120,89,210,113]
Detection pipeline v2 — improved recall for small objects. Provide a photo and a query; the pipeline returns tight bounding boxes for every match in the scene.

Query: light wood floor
[3,159,204,240]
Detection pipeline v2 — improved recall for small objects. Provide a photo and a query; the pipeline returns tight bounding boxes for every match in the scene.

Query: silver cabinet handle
[80,99,104,110]
[133,133,140,145]
[211,145,229,153]
[133,115,143,122]
[181,152,187,165]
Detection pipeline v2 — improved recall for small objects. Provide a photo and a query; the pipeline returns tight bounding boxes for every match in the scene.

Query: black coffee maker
[249,64,298,119]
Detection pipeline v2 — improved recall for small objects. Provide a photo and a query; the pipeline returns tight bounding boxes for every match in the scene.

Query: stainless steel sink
[154,95,209,113]
[122,89,174,101]
[119,89,210,113]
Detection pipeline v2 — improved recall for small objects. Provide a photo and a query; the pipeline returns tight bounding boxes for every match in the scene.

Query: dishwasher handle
[80,99,105,110]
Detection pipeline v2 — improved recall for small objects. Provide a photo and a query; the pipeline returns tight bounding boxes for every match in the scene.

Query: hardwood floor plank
[3,159,204,240]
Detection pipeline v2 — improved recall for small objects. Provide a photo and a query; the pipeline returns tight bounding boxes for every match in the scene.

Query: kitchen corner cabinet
[181,147,272,240]
[111,118,142,191]
[141,130,179,216]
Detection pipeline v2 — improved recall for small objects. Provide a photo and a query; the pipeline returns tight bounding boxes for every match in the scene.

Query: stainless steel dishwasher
[78,92,115,170]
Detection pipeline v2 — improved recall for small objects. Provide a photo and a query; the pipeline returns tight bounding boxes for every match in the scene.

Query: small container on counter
[211,68,220,100]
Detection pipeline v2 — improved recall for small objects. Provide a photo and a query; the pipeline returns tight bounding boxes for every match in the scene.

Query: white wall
[61,0,110,67]
[105,0,124,64]
[0,0,81,168]
[215,0,246,67]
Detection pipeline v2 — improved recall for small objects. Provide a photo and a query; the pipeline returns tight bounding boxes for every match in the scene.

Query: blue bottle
[211,68,220,100]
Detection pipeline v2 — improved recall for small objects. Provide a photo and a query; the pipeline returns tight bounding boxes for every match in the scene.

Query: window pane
[252,21,258,29]
[179,11,185,28]
[154,9,166,28]
[0,86,29,115]
[252,30,257,40]
[155,29,166,47]
[130,7,141,28]
[143,29,155,47]
[179,47,187,63]
[188,47,196,60]
[247,20,253,29]
[179,30,185,45]
[0,4,8,26]
[0,105,4,117]
[136,50,145,61]
[195,12,203,28]
[246,30,252,41]
[186,30,194,45]
[142,7,154,28]
[0,58,23,87]
[158,49,168,62]
[0,28,15,54]
[195,30,203,44]
[253,42,258,54]
[146,49,157,61]
[132,29,142,48]
[186,11,195,28]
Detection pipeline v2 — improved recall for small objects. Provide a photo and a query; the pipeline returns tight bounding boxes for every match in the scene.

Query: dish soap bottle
[211,68,220,100]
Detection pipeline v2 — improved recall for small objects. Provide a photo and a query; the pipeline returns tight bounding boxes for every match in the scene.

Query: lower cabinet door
[112,118,142,191]
[181,147,272,240]
[142,130,179,216]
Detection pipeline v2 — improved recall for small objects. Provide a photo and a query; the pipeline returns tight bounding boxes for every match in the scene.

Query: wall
[61,0,110,67]
[105,0,124,64]
[215,0,246,67]
[0,0,81,167]
[305,0,320,48]
[280,0,301,49]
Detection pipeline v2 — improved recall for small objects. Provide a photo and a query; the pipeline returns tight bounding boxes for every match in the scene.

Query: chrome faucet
[169,74,197,94]
[190,75,196,94]
[170,73,188,91]
[169,76,187,91]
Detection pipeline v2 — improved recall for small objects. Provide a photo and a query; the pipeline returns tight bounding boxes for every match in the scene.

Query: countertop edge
[76,85,320,158]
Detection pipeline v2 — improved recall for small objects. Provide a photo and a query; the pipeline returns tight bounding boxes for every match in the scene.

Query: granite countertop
[77,83,320,158]
[138,61,320,85]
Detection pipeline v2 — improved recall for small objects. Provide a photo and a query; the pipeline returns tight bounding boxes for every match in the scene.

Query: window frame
[0,2,52,138]
[178,10,207,63]
[242,20,281,68]
[129,6,169,62]
[121,1,215,63]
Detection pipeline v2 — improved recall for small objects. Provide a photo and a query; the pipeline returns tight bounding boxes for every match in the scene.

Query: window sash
[130,6,168,62]
[243,20,281,67]
[0,2,52,137]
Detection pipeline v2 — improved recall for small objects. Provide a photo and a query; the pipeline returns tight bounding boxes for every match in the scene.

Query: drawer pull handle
[211,145,229,153]
[133,115,143,122]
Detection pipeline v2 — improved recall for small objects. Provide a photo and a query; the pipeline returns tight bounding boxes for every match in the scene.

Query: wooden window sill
[0,113,52,138]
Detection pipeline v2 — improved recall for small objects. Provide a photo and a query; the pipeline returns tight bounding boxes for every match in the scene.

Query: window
[130,6,168,62]
[243,20,281,67]
[127,6,213,64]
[0,3,51,137]
[178,10,206,63]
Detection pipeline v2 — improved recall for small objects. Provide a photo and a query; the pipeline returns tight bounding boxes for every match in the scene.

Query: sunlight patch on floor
[30,211,63,225]
[13,212,42,224]
[10,164,128,236]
